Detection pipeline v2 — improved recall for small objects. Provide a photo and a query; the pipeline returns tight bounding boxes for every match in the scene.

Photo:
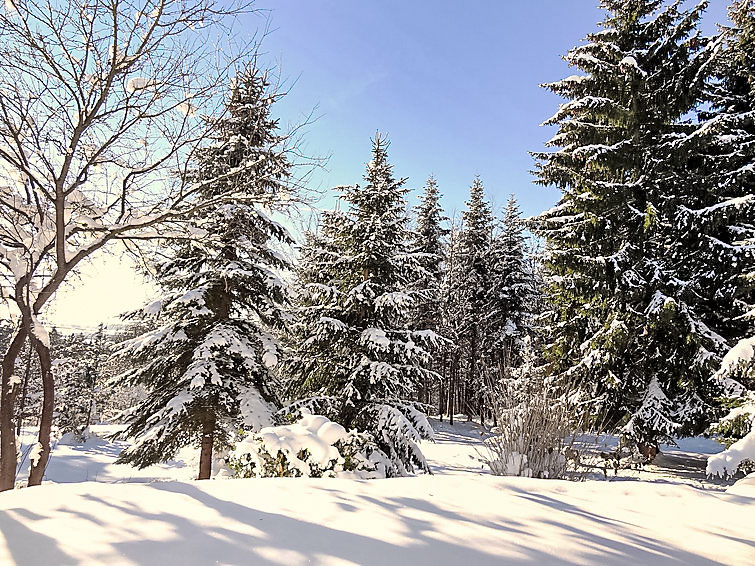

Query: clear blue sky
[43,1,732,330]
[255,1,729,221]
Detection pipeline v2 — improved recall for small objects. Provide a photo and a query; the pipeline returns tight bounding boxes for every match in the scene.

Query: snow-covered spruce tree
[487,195,533,372]
[115,68,293,479]
[532,0,718,456]
[685,0,755,385]
[52,327,106,439]
[436,220,462,422]
[447,176,495,420]
[285,135,437,476]
[701,0,755,478]
[409,175,450,404]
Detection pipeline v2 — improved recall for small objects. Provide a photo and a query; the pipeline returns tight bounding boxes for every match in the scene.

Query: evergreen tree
[409,175,449,403]
[115,67,293,479]
[447,176,495,419]
[286,135,436,476]
[691,0,755,400]
[487,195,533,370]
[689,0,755,364]
[532,0,717,454]
[410,176,449,331]
[53,327,106,438]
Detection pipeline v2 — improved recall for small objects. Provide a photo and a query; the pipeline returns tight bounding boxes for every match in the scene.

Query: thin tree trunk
[84,367,95,430]
[27,336,53,487]
[469,326,476,422]
[16,344,33,436]
[438,353,445,421]
[0,328,26,491]
[198,413,215,480]
[449,355,456,426]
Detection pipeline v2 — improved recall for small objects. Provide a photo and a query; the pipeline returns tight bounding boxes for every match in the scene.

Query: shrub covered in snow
[707,393,755,478]
[706,334,755,478]
[281,398,433,477]
[483,367,569,479]
[227,413,389,479]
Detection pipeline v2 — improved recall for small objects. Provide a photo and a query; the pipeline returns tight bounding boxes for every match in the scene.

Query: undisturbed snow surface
[0,418,753,566]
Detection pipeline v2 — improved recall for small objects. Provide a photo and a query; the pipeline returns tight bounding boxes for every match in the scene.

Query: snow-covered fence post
[0,0,261,491]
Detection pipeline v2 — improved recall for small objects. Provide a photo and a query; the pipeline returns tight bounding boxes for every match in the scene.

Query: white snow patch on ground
[0,418,752,565]
[14,425,198,485]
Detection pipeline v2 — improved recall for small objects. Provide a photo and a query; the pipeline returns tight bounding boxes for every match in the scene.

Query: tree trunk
[469,326,476,422]
[449,355,456,426]
[637,442,658,463]
[84,367,95,429]
[438,354,445,422]
[15,344,33,436]
[0,328,26,491]
[27,336,53,487]
[198,413,216,480]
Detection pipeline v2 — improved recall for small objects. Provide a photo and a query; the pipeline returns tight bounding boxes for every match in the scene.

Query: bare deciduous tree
[0,0,268,491]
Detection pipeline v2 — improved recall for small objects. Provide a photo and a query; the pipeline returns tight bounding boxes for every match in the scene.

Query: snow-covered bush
[706,337,755,478]
[280,398,433,477]
[483,368,569,479]
[227,413,388,479]
[707,393,755,478]
[708,394,755,448]
[354,402,433,476]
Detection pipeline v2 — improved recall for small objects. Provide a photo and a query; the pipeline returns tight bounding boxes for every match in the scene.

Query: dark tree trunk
[198,413,216,480]
[468,324,477,422]
[27,335,54,487]
[84,366,95,429]
[15,344,33,436]
[0,328,26,491]
[449,355,456,426]
[438,353,445,421]
[637,442,658,463]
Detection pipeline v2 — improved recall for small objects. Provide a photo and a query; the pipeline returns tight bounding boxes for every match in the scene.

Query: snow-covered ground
[1,418,753,565]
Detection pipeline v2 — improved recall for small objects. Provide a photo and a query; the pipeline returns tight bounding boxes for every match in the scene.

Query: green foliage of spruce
[113,67,293,469]
[531,0,752,449]
[284,135,436,475]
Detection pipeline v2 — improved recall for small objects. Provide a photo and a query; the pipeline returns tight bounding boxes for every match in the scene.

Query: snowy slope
[0,418,753,566]
[1,475,753,565]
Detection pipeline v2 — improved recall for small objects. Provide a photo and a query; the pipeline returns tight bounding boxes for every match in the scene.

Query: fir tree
[690,0,755,402]
[487,195,533,370]
[286,135,436,476]
[53,327,106,438]
[532,0,717,453]
[115,67,293,479]
[447,176,495,420]
[409,175,449,403]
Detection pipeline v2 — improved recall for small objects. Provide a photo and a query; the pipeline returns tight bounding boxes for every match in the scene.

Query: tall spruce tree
[691,0,755,394]
[487,195,532,370]
[115,68,292,479]
[410,176,449,403]
[286,135,437,476]
[532,0,718,454]
[448,176,495,419]
[410,176,449,333]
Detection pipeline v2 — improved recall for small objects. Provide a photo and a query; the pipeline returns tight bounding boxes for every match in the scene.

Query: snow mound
[707,429,755,478]
[726,473,755,498]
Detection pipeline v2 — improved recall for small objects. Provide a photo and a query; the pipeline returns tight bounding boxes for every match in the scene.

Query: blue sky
[43,1,732,329]
[252,0,730,221]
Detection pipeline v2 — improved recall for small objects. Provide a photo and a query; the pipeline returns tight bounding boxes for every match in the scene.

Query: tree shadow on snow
[0,508,78,566]
[63,481,720,566]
